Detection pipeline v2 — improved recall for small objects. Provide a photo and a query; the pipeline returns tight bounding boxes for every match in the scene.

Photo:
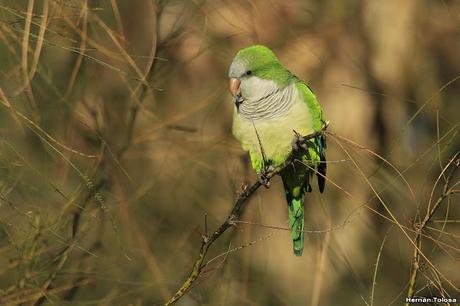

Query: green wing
[295,81,327,193]
[281,80,327,256]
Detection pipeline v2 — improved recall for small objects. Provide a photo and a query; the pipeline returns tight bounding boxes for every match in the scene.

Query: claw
[259,165,274,188]
[292,130,307,151]
[235,93,244,111]
[259,175,270,188]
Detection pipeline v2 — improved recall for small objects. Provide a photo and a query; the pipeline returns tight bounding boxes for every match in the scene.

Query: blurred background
[0,0,459,305]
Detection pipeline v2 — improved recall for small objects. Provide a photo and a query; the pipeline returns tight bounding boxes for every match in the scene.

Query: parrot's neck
[238,77,295,120]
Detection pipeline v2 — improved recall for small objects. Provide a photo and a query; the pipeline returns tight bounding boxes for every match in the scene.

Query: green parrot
[228,45,326,256]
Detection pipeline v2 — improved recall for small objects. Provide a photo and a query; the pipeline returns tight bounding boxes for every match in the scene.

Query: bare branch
[164,123,329,305]
[405,152,459,304]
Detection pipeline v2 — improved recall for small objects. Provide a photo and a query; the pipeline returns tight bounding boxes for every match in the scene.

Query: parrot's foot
[259,165,275,188]
[292,130,308,151]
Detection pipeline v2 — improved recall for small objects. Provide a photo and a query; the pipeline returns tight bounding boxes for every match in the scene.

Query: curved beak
[228,78,241,97]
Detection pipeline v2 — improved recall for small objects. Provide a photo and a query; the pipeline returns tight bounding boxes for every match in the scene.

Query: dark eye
[246,70,252,76]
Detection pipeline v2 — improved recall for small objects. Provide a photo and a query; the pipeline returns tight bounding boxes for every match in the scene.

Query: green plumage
[281,159,308,256]
[281,138,324,256]
[229,45,326,256]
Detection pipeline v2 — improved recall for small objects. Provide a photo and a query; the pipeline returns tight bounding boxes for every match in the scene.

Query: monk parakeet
[228,45,326,256]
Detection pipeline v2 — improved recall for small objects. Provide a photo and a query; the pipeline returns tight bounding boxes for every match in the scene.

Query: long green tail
[281,168,308,256]
[288,195,305,256]
[280,136,326,256]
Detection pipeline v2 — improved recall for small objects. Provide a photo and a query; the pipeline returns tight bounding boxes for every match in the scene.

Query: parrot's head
[228,45,291,111]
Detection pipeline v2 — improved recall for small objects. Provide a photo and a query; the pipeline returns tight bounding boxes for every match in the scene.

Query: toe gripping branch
[259,164,275,188]
[292,130,309,151]
[258,122,329,189]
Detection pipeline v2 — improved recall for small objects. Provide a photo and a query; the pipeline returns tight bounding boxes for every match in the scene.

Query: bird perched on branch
[228,45,327,256]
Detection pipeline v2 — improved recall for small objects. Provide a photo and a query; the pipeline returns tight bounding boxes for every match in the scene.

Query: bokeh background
[0,1,459,305]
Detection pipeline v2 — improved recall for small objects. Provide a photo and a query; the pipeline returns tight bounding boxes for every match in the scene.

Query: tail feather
[289,196,304,256]
[279,134,326,256]
[282,166,307,256]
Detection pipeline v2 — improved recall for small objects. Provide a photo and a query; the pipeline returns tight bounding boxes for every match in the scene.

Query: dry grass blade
[332,136,460,294]
[405,153,460,304]
[370,226,392,306]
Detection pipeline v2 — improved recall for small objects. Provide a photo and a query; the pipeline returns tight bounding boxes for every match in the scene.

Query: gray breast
[238,83,295,120]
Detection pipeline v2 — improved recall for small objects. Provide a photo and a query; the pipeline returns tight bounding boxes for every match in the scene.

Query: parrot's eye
[246,70,252,76]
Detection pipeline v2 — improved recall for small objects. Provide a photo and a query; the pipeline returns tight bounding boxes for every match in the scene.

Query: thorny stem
[164,123,329,306]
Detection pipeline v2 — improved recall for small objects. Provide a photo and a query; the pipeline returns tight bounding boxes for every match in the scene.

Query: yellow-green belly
[232,99,313,173]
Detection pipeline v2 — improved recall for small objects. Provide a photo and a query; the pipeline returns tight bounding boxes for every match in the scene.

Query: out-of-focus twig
[44,3,164,303]
[164,123,329,306]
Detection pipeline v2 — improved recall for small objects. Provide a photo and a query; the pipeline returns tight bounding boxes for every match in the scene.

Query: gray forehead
[228,58,248,78]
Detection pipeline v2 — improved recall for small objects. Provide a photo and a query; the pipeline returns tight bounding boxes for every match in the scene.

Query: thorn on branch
[237,182,249,196]
[228,214,237,227]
